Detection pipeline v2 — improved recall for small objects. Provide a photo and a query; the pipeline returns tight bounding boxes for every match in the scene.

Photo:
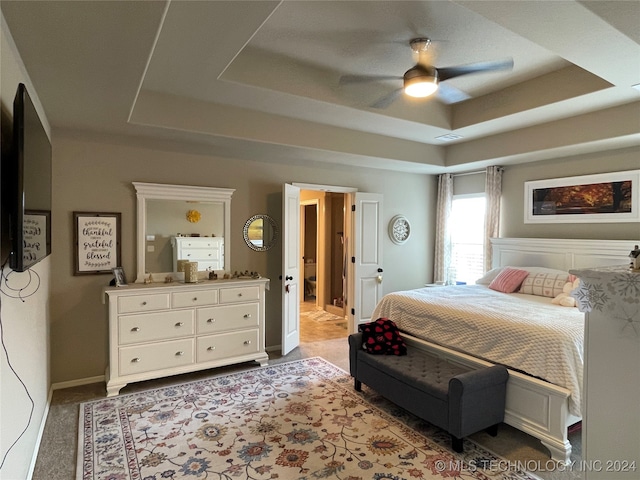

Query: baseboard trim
[266,344,281,353]
[51,374,105,391]
[26,387,52,480]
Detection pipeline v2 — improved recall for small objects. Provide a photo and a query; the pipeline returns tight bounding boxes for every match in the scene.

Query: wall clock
[388,214,411,245]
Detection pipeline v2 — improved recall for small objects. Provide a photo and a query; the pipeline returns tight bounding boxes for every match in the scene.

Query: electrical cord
[0,257,37,470]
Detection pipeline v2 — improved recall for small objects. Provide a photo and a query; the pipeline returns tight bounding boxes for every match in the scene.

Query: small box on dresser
[103,277,269,396]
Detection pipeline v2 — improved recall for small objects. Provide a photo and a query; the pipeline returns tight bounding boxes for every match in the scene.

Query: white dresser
[104,278,269,396]
[172,236,224,271]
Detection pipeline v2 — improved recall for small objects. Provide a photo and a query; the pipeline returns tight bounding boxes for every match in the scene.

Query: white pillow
[475,267,504,285]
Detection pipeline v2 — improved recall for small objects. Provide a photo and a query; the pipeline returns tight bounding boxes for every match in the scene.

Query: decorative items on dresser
[172,236,224,271]
[570,265,639,480]
[103,277,269,396]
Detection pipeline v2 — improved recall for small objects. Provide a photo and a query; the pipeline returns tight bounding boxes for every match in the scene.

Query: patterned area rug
[78,358,538,480]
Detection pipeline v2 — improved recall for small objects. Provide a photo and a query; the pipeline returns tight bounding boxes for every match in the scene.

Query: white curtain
[484,166,503,272]
[433,173,453,283]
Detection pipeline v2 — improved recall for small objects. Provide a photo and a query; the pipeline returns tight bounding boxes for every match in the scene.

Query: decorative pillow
[358,318,407,355]
[477,266,568,286]
[475,267,504,285]
[520,272,570,298]
[488,267,529,293]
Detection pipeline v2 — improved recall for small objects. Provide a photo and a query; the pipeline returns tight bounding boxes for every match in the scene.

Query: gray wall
[50,132,437,384]
[501,147,640,240]
[0,14,51,479]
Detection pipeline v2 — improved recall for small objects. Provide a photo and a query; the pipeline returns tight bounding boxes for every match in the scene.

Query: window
[450,194,485,284]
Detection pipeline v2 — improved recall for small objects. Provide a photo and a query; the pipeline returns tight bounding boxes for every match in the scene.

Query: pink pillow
[489,267,529,293]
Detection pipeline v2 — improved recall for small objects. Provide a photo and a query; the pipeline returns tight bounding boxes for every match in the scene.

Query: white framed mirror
[133,182,234,283]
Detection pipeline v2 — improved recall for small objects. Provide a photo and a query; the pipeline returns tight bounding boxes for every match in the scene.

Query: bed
[370,237,632,464]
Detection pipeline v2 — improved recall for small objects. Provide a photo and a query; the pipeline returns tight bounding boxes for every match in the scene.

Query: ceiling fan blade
[436,83,471,104]
[339,74,403,85]
[371,87,405,109]
[437,58,514,82]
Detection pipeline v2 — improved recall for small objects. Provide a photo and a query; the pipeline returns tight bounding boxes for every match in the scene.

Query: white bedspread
[371,285,584,416]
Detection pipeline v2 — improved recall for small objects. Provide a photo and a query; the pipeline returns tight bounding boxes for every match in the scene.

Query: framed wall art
[524,170,640,224]
[74,212,121,274]
[23,210,51,266]
[388,214,411,244]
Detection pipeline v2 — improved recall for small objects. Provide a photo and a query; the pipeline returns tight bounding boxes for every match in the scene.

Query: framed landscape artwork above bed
[524,169,640,223]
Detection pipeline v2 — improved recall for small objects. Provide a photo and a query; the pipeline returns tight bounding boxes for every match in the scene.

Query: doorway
[299,191,348,343]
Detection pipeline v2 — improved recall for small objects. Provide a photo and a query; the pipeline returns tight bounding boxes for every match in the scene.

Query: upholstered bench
[348,332,508,452]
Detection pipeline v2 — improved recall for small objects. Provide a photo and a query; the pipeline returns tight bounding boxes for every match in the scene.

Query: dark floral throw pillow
[358,317,407,356]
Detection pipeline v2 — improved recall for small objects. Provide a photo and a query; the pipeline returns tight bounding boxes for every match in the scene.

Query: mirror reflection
[134,182,234,283]
[243,214,278,251]
[145,199,225,273]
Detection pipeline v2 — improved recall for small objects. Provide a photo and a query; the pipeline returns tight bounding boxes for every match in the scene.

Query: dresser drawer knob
[243,314,252,319]
[237,293,243,297]
[131,357,141,363]
[207,318,216,323]
[175,322,184,327]
[207,346,216,351]
[175,351,184,356]
[141,301,147,306]
[131,327,140,332]
[192,297,198,302]
[243,340,252,345]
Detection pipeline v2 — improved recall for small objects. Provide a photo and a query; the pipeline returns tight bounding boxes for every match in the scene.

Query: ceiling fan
[339,38,514,108]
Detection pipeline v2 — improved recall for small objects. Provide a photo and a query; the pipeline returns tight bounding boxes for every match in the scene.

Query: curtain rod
[452,170,485,178]
[452,166,503,178]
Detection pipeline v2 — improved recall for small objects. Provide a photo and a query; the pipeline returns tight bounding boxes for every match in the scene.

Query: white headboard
[491,238,636,271]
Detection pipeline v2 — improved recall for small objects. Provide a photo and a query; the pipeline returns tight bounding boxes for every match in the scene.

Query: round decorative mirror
[243,214,279,251]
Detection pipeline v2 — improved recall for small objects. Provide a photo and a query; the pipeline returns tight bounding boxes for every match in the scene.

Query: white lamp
[403,65,438,98]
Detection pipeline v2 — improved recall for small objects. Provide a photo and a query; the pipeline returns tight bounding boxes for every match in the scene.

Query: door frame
[300,199,319,305]
[290,183,357,336]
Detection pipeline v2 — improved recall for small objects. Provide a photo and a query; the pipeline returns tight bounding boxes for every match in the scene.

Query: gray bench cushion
[357,347,468,401]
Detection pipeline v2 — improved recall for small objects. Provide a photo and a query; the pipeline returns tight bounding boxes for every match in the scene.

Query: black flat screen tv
[1,83,52,272]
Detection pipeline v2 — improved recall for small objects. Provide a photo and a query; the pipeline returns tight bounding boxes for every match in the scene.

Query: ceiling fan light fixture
[403,65,438,98]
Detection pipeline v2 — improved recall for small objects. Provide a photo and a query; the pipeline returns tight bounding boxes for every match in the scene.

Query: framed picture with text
[73,212,121,275]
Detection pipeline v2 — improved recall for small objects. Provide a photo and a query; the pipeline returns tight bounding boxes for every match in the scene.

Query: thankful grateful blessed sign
[76,215,118,272]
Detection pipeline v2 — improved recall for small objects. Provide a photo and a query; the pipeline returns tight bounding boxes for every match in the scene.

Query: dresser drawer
[172,289,219,308]
[118,310,194,345]
[196,260,222,271]
[119,339,194,376]
[177,239,220,250]
[196,329,259,362]
[197,303,259,334]
[178,247,220,261]
[118,293,170,314]
[219,286,260,303]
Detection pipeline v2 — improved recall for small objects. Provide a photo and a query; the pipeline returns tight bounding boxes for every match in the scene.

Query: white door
[282,183,301,355]
[348,192,384,329]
